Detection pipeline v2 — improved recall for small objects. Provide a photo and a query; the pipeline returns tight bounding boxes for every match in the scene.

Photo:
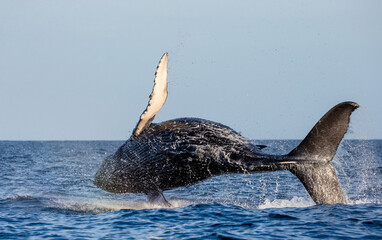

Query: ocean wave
[5,194,34,201]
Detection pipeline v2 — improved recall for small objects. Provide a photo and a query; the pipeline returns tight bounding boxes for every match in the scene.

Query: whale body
[94,53,358,206]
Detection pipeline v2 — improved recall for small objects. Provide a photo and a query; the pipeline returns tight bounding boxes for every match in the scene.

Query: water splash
[335,140,382,203]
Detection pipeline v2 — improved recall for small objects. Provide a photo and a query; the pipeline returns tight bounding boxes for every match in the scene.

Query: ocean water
[0,140,381,239]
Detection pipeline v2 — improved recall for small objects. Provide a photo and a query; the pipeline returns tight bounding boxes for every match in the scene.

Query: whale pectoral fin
[147,190,172,207]
[133,53,168,137]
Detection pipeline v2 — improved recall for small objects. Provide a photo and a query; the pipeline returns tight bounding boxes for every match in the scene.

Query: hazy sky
[1,1,381,140]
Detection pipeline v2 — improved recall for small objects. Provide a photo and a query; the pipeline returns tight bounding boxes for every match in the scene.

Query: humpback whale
[94,53,358,206]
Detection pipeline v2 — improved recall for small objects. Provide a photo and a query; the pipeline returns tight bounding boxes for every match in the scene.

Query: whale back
[95,118,259,193]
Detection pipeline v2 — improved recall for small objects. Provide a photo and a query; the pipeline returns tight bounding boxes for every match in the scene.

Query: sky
[0,1,381,140]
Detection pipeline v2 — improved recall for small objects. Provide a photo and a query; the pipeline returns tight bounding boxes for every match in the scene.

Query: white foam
[50,198,192,213]
[258,196,315,209]
[48,195,381,214]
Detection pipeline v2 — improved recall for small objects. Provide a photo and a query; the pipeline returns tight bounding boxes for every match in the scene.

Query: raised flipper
[287,101,359,204]
[147,190,172,207]
[133,53,168,137]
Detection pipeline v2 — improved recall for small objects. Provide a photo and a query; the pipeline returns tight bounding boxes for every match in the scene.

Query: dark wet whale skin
[94,118,290,194]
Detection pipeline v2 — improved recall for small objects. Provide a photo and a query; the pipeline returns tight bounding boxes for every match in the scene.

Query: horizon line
[0,138,380,142]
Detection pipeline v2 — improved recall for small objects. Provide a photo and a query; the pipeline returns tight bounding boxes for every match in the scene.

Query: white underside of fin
[133,53,168,137]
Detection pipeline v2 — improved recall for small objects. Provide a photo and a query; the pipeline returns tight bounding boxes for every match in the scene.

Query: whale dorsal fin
[133,53,168,137]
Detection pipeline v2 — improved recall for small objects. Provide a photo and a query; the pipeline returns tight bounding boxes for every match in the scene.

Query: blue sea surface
[0,140,381,239]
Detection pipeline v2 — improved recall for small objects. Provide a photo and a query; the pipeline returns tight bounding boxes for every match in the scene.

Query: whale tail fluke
[287,101,359,204]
